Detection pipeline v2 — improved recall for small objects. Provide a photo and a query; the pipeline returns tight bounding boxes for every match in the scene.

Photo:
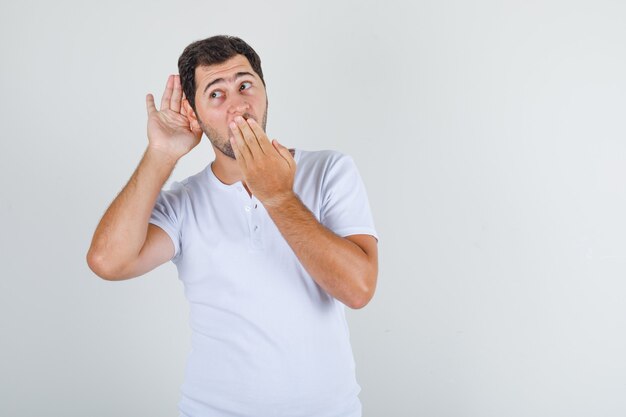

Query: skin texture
[228,115,378,308]
[87,54,378,309]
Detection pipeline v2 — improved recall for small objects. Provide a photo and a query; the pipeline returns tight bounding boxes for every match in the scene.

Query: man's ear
[182,98,200,130]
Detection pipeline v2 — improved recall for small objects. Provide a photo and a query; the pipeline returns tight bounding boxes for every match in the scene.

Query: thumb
[146,93,157,117]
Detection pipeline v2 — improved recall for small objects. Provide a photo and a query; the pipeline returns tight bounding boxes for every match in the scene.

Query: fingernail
[235,116,244,123]
[229,122,236,129]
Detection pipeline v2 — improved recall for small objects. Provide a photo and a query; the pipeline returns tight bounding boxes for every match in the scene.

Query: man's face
[190,54,268,159]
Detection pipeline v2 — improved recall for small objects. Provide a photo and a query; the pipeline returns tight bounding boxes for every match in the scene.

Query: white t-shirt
[149,149,378,417]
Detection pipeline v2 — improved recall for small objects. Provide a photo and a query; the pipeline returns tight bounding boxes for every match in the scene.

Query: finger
[160,75,174,111]
[246,117,272,154]
[229,122,252,162]
[272,139,295,168]
[234,116,263,157]
[170,75,182,113]
[229,136,247,168]
[146,94,157,117]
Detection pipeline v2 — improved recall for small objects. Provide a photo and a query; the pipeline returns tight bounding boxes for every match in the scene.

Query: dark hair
[178,35,265,112]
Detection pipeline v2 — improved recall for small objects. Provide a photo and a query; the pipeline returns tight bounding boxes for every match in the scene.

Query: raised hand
[145,74,203,162]
[228,116,296,207]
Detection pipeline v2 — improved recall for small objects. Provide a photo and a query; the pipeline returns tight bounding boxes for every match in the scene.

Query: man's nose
[227,94,250,114]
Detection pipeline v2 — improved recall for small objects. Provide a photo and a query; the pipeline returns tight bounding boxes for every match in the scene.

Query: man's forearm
[87,147,177,276]
[227,116,376,307]
[264,193,375,309]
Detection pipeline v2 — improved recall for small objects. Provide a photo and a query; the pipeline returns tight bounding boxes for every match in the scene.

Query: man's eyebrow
[203,71,255,95]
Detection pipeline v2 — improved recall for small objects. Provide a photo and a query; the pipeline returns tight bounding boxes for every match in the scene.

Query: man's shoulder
[294,149,359,194]
[161,165,209,196]
[296,148,351,170]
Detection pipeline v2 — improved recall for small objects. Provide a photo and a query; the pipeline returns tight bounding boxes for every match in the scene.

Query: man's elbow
[347,273,377,310]
[86,250,128,281]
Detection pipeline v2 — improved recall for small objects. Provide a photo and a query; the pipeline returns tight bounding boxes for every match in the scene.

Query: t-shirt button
[254,225,259,231]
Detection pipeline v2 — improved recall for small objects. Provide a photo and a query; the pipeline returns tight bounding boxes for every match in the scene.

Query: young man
[87,35,378,417]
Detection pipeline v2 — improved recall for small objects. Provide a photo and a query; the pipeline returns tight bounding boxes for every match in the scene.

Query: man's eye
[240,82,252,91]
[210,91,223,99]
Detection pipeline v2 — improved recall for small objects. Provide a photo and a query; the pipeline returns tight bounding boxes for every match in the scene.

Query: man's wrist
[145,146,179,168]
[262,190,298,210]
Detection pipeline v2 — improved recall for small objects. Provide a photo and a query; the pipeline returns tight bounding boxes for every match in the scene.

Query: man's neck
[210,150,242,186]
[209,146,296,190]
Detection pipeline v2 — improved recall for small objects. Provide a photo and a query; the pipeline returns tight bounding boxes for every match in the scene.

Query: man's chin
[217,144,236,160]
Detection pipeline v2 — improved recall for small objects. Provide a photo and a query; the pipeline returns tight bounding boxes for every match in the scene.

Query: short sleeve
[320,154,378,241]
[149,182,186,261]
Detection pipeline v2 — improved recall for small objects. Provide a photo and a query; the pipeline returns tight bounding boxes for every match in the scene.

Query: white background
[1,1,625,416]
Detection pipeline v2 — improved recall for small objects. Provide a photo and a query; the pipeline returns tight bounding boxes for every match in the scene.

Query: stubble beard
[198,107,268,160]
